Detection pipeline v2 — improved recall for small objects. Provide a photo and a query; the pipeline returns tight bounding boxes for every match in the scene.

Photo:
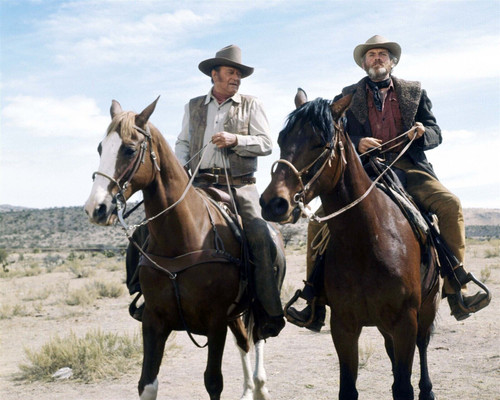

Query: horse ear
[136,96,160,127]
[110,100,123,118]
[330,94,352,120]
[294,88,308,108]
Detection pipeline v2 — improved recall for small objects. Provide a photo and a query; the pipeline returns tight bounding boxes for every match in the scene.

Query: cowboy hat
[198,44,254,78]
[353,35,401,68]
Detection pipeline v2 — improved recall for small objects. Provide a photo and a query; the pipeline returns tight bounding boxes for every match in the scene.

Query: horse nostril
[270,197,289,217]
[95,204,107,220]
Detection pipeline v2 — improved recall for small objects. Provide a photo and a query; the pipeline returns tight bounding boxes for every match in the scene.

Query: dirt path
[1,244,499,399]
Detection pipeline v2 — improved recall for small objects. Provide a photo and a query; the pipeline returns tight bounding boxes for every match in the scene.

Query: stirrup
[456,273,492,313]
[129,292,143,321]
[284,290,317,328]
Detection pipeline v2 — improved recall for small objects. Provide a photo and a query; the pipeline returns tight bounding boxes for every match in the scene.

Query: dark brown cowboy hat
[198,44,254,78]
[353,35,401,67]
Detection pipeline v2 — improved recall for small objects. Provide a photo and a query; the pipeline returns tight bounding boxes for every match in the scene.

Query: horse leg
[138,312,170,400]
[204,325,228,400]
[252,339,271,400]
[331,321,362,400]
[391,310,418,400]
[229,319,255,400]
[235,337,255,400]
[416,297,438,400]
[379,329,396,373]
[416,327,435,400]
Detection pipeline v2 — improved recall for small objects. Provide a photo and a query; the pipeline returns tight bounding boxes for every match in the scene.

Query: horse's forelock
[278,98,334,145]
[106,111,137,141]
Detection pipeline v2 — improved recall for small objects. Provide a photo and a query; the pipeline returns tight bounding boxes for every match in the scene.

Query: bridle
[270,121,347,213]
[270,120,418,222]
[92,124,161,203]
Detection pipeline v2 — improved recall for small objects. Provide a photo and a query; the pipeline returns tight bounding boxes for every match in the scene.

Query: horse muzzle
[84,193,118,226]
[260,195,300,224]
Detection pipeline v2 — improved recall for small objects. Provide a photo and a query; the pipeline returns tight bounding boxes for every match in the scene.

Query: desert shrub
[0,303,30,319]
[66,260,92,278]
[19,329,143,382]
[65,287,96,306]
[484,246,499,259]
[87,280,124,298]
[43,254,63,268]
[0,248,8,265]
[480,266,491,283]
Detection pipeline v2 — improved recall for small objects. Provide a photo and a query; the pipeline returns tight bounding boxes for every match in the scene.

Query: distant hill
[0,206,498,250]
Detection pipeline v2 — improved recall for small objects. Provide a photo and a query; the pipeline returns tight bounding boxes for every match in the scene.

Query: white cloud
[2,95,109,139]
[398,34,500,83]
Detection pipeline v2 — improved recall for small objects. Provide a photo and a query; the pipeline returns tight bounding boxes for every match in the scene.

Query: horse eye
[97,143,102,155]
[122,146,137,157]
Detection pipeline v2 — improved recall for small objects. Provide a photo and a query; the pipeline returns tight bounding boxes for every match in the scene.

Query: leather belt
[195,169,256,186]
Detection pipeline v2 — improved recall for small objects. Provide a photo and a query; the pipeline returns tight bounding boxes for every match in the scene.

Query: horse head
[84,97,160,225]
[260,89,351,223]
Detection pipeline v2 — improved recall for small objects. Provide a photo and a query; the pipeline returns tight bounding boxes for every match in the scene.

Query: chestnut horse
[260,93,440,400]
[84,98,284,400]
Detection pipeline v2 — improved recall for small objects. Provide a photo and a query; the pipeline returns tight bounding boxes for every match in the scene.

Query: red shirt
[366,80,404,151]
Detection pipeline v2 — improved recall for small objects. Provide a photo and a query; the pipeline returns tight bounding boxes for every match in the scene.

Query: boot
[286,303,326,333]
[446,265,491,321]
[447,291,491,321]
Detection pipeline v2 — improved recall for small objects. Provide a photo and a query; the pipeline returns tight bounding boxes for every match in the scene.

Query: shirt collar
[204,88,241,106]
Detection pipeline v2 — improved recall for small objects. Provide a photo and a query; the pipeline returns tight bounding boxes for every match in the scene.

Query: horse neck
[141,131,206,255]
[319,135,382,230]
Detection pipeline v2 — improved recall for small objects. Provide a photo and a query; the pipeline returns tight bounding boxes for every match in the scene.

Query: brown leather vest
[188,94,258,177]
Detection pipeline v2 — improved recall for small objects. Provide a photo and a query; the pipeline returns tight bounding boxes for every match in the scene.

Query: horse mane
[278,98,334,145]
[106,111,137,140]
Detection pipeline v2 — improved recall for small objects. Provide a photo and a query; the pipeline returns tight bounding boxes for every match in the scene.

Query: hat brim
[353,42,401,67]
[198,58,254,78]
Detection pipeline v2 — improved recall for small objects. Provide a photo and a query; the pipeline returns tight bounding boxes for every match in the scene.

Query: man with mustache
[288,35,491,331]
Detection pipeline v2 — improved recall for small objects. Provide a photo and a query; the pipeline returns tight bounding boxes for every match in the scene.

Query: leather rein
[271,121,418,223]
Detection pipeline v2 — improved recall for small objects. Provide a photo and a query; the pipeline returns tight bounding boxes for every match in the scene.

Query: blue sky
[1,0,499,209]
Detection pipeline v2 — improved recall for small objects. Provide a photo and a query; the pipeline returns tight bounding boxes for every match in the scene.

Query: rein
[274,124,417,223]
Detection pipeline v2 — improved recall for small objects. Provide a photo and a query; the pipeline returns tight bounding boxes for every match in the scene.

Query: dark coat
[335,76,442,178]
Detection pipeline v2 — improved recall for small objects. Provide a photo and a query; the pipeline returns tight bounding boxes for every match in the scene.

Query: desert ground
[1,238,499,400]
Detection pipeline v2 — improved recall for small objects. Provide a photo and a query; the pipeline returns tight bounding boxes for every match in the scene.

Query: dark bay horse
[260,93,440,400]
[84,98,284,400]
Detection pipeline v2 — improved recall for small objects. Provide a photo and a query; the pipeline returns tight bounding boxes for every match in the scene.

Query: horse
[259,92,440,400]
[84,98,284,400]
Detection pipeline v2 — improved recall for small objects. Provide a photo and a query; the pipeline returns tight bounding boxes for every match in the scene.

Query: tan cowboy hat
[198,44,254,78]
[353,35,401,67]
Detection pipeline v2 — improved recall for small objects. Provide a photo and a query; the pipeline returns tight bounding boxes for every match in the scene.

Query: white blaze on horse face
[84,131,123,222]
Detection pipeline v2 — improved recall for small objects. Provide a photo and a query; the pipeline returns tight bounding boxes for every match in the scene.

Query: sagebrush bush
[19,329,143,382]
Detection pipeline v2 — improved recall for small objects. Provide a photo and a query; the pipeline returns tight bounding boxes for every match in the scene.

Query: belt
[195,169,256,186]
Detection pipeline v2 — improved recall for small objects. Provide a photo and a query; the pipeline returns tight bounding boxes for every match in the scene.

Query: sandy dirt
[1,242,499,400]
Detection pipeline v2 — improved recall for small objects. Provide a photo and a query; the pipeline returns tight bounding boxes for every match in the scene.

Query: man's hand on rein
[212,131,238,148]
[409,122,425,139]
